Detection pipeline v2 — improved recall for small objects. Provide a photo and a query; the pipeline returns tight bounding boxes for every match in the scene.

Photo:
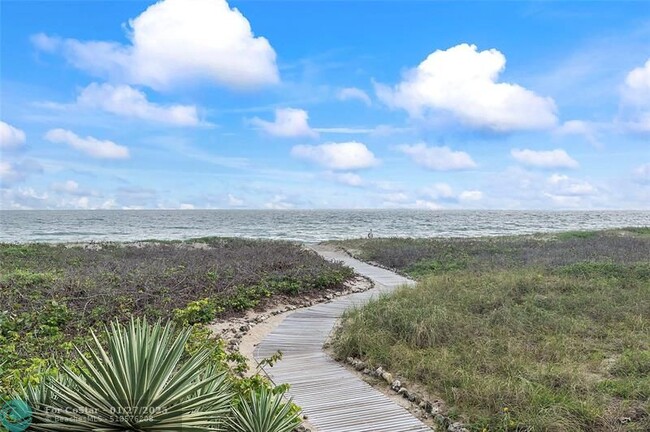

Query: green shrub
[556,230,598,240]
[173,298,223,325]
[0,269,57,289]
[25,319,234,431]
[230,387,301,432]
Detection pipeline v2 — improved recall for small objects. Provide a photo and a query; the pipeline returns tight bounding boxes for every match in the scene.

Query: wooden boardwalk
[254,245,431,432]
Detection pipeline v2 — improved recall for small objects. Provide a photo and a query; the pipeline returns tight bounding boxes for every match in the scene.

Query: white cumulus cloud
[511,148,579,169]
[623,58,650,105]
[32,0,278,90]
[421,183,483,205]
[250,108,317,138]
[291,141,379,170]
[547,174,597,196]
[44,129,130,159]
[398,143,477,171]
[376,43,558,132]
[77,83,200,126]
[337,87,372,105]
[620,58,650,133]
[0,121,26,149]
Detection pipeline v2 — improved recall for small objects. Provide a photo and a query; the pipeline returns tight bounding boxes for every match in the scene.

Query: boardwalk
[254,245,431,432]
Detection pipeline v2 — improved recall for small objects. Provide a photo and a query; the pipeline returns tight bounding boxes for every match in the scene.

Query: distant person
[367,229,374,239]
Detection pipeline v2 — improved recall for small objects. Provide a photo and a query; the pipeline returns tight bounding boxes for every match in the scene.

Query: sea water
[1,210,649,243]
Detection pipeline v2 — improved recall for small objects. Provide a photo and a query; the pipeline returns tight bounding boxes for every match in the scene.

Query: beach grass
[330,228,650,431]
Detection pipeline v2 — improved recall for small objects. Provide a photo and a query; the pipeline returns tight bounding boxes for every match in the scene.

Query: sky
[1,0,649,210]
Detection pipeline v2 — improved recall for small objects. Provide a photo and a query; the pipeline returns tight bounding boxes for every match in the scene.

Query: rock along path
[254,244,431,432]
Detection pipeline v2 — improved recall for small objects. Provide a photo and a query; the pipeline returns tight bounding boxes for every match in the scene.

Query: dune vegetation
[0,238,354,431]
[330,228,650,431]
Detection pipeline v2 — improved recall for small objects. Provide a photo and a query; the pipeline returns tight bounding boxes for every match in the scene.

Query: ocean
[1,210,649,243]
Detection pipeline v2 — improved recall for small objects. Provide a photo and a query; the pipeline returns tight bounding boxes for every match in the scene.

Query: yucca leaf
[25,319,234,431]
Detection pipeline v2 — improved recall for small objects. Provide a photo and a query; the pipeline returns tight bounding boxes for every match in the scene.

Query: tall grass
[333,230,650,431]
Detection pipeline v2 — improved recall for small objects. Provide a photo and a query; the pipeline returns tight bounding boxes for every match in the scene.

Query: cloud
[31,32,59,53]
[414,200,443,210]
[620,58,650,133]
[383,192,410,204]
[398,143,477,171]
[337,87,372,105]
[330,172,364,187]
[624,112,650,133]
[179,203,195,209]
[0,161,19,183]
[459,190,483,202]
[264,194,294,209]
[634,163,650,184]
[422,183,455,200]
[0,121,26,149]
[291,141,379,170]
[250,108,317,138]
[51,179,98,197]
[511,148,579,169]
[51,180,80,194]
[227,193,244,206]
[622,58,650,105]
[44,129,130,159]
[547,174,597,196]
[421,183,484,205]
[32,0,278,90]
[556,120,602,147]
[313,127,375,134]
[77,83,200,126]
[0,160,43,184]
[376,43,557,132]
[0,187,49,209]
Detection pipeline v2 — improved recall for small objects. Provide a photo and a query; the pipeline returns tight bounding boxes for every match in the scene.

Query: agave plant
[229,387,301,432]
[26,318,233,431]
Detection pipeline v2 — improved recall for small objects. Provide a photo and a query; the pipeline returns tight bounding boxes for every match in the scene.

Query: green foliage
[555,230,598,240]
[173,298,224,325]
[559,261,650,280]
[25,318,234,431]
[330,228,650,279]
[9,319,302,431]
[0,245,38,260]
[0,269,57,289]
[332,230,650,431]
[230,387,301,432]
[406,257,468,277]
[0,239,353,403]
[624,227,650,236]
[610,350,650,377]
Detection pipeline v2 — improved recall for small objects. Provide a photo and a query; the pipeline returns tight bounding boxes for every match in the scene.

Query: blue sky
[1,0,649,210]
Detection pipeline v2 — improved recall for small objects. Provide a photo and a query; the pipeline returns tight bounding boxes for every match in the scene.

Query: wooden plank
[254,245,431,432]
